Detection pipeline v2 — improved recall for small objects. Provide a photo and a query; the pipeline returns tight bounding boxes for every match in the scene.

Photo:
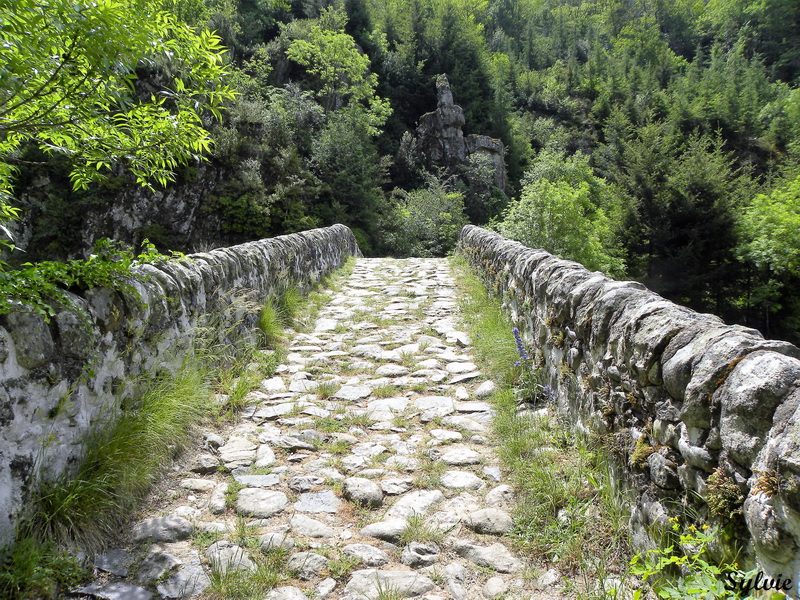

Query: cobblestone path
[77,258,565,600]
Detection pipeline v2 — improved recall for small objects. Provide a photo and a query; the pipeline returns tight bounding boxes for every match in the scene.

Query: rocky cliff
[416,75,507,190]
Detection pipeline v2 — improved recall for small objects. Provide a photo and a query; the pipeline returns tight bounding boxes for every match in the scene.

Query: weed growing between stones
[374,580,405,600]
[630,517,749,599]
[372,384,400,398]
[208,553,287,600]
[327,553,361,580]
[315,380,339,400]
[400,514,444,545]
[450,253,632,594]
[258,299,286,348]
[225,481,247,510]
[191,528,226,549]
[414,451,447,489]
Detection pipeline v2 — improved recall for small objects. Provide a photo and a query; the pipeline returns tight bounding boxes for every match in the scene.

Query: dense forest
[3,0,800,343]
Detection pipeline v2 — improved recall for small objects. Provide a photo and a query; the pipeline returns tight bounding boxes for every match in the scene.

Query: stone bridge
[1,224,799,597]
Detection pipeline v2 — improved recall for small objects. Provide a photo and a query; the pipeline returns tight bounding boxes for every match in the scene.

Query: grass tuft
[18,358,212,549]
[399,514,444,545]
[371,384,400,398]
[277,286,302,325]
[258,299,285,348]
[413,451,447,489]
[327,553,360,580]
[315,380,340,400]
[0,539,87,600]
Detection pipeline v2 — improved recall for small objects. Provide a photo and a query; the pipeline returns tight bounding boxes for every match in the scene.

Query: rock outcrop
[457,224,800,578]
[415,75,506,190]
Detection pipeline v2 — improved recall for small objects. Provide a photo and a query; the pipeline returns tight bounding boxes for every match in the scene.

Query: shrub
[384,176,468,257]
[495,150,626,276]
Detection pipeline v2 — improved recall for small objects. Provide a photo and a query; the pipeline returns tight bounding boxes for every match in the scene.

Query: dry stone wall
[0,225,361,544]
[457,225,800,576]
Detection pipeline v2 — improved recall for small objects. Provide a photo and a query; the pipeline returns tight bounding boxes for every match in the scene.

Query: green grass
[276,286,302,325]
[220,369,261,418]
[259,284,319,346]
[397,351,415,367]
[450,253,631,587]
[191,528,225,550]
[18,357,213,549]
[391,413,413,429]
[413,451,447,489]
[313,410,375,432]
[371,384,400,398]
[327,554,360,580]
[225,480,247,509]
[258,299,285,348]
[208,547,288,600]
[232,517,261,549]
[399,514,444,545]
[319,438,352,454]
[450,254,518,385]
[0,538,87,600]
[315,380,340,400]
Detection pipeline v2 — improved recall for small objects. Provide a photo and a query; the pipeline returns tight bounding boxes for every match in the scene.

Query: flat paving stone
[77,582,153,600]
[132,516,193,543]
[236,489,288,518]
[206,541,256,574]
[136,552,181,585]
[465,508,514,534]
[288,552,328,580]
[441,447,483,465]
[335,385,372,400]
[233,473,281,487]
[219,436,257,467]
[342,544,391,566]
[386,489,444,518]
[345,569,436,600]
[253,403,296,420]
[180,478,216,492]
[93,549,133,577]
[441,470,485,490]
[454,541,522,573]
[359,518,408,542]
[291,514,336,537]
[446,362,478,374]
[157,560,210,598]
[294,490,341,513]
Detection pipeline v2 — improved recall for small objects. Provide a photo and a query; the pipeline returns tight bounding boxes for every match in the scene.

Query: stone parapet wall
[0,225,361,544]
[457,225,800,575]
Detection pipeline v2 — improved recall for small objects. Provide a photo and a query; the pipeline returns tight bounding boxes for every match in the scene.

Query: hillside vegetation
[3,0,800,342]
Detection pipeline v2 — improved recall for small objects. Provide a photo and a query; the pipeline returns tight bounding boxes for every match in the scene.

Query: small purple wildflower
[512,327,529,362]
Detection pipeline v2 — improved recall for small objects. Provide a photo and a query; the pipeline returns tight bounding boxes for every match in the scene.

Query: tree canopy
[0,0,234,246]
[6,0,800,344]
